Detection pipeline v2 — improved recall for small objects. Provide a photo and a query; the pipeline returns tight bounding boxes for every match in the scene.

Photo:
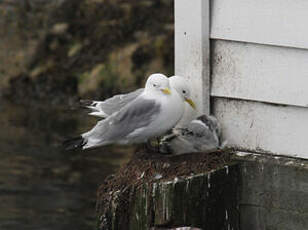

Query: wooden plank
[213,98,308,159]
[211,40,308,108]
[175,0,210,115]
[211,0,308,50]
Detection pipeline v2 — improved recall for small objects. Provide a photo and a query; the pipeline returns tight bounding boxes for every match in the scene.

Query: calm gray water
[0,100,133,230]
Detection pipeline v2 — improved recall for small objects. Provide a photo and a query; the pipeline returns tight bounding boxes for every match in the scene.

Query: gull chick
[160,114,223,155]
[63,73,194,150]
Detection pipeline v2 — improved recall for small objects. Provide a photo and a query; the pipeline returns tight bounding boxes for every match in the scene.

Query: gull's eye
[182,90,186,94]
[153,84,157,87]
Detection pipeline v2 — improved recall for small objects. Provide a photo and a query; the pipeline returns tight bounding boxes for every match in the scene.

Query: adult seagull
[80,75,196,125]
[64,73,195,150]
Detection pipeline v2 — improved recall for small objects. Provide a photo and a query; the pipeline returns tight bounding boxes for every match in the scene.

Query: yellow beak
[161,88,171,95]
[185,98,196,110]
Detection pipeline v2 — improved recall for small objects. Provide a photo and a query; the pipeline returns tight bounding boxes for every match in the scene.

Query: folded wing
[80,88,144,118]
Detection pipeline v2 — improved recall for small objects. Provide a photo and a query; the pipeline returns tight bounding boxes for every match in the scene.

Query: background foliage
[0,0,174,105]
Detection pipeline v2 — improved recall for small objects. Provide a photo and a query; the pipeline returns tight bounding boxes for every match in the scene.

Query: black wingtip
[63,136,87,151]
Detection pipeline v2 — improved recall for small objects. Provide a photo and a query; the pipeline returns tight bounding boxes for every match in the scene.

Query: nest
[96,149,234,229]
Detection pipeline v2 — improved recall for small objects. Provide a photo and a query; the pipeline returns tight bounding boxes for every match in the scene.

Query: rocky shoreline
[0,0,174,105]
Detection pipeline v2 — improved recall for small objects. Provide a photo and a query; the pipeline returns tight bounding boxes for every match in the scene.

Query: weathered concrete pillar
[96,151,240,230]
[235,153,308,230]
[97,151,308,230]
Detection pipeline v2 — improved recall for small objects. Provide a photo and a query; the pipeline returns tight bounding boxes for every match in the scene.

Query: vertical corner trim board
[175,0,210,115]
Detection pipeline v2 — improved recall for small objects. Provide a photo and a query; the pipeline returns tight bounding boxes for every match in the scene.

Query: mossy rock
[1,0,174,105]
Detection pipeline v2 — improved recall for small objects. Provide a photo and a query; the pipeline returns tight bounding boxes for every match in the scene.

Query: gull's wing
[180,115,221,150]
[197,115,221,137]
[81,96,161,149]
[80,88,144,118]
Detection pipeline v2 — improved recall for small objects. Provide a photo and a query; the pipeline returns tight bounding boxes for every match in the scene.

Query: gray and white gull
[80,75,196,125]
[64,73,196,150]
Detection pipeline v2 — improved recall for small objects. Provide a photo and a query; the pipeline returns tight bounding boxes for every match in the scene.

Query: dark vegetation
[0,0,174,105]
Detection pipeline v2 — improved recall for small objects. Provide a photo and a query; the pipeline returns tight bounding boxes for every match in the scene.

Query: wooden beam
[175,0,210,115]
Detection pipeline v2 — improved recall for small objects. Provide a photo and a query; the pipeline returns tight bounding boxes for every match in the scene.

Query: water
[0,100,133,230]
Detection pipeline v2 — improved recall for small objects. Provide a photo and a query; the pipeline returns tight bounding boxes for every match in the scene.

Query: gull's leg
[156,137,161,153]
[145,139,156,153]
[159,133,178,155]
[160,133,177,143]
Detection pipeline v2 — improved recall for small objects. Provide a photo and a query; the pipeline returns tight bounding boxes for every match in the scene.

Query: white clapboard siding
[175,0,210,114]
[213,98,308,159]
[211,40,308,108]
[211,0,308,49]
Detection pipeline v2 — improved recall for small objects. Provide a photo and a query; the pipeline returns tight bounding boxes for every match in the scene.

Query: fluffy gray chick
[160,114,223,155]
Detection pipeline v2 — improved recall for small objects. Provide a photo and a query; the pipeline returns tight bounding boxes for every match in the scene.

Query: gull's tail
[79,99,108,118]
[63,136,87,150]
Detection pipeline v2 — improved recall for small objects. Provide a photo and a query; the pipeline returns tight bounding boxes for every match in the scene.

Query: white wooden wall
[175,0,308,159]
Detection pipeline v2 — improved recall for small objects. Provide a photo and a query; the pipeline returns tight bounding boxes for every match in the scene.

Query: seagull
[80,75,196,122]
[63,73,196,150]
[159,114,224,155]
[167,76,196,127]
[80,88,144,118]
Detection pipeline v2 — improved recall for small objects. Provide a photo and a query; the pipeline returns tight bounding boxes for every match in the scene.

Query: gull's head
[169,75,196,110]
[145,73,171,95]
